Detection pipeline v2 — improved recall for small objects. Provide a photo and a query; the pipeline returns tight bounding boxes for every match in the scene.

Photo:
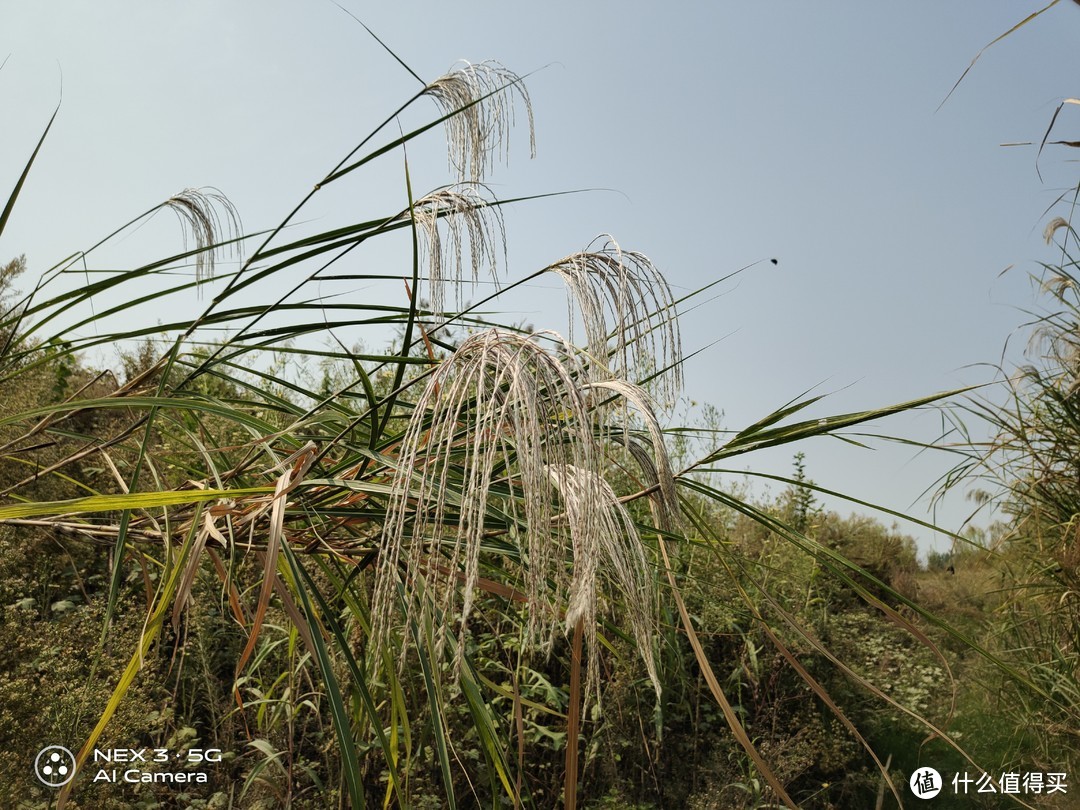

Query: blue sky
[4,2,1080,553]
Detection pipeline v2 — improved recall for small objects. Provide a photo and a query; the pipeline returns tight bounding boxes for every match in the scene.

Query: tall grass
[0,28,1008,809]
[937,0,1080,775]
[946,210,1080,767]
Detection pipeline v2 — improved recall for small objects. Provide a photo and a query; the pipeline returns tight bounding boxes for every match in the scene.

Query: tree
[783,451,818,535]
[0,255,24,351]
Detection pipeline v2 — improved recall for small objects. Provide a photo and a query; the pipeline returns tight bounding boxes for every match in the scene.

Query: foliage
[947,223,1080,770]
[939,0,1080,784]
[0,24,1024,810]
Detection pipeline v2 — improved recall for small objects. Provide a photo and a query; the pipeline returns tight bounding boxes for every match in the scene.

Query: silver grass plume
[407,186,506,322]
[423,60,536,184]
[584,378,679,527]
[1044,216,1072,245]
[545,462,661,704]
[164,188,241,285]
[543,236,682,405]
[372,329,660,705]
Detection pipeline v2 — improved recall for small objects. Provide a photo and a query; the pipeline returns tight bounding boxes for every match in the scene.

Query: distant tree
[0,255,25,351]
[782,451,818,534]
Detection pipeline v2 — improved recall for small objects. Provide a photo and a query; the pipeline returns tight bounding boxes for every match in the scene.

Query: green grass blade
[0,102,58,240]
[281,542,367,809]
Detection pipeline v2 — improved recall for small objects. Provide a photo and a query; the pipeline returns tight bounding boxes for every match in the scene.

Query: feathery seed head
[545,462,661,703]
[544,236,682,405]
[372,328,661,706]
[1044,216,1072,245]
[164,188,241,286]
[406,185,506,321]
[424,60,536,184]
[585,378,679,527]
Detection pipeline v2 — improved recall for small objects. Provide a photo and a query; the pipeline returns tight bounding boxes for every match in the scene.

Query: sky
[4,2,1080,554]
